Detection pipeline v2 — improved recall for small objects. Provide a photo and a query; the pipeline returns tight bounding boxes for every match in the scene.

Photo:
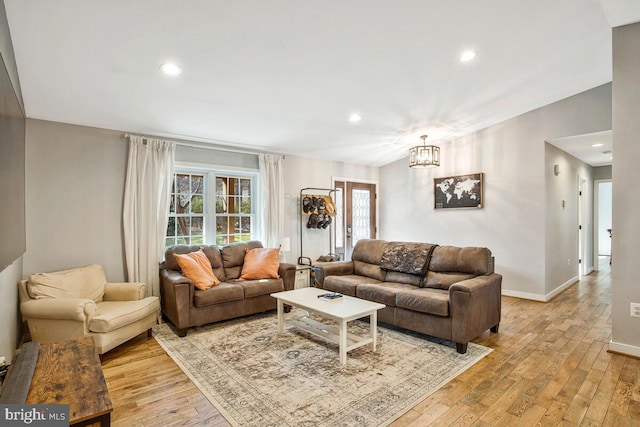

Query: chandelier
[409,135,440,168]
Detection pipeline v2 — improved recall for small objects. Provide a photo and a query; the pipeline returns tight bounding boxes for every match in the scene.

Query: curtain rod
[123,132,285,159]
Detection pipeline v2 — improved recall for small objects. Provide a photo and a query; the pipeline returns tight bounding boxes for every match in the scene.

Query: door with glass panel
[334,181,376,260]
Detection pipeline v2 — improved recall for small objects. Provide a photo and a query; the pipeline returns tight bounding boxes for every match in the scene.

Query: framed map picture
[434,173,483,209]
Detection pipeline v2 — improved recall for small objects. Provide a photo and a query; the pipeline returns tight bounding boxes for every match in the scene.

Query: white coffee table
[271,287,385,365]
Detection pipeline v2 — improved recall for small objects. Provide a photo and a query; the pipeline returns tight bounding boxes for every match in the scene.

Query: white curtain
[123,135,175,297]
[259,153,284,248]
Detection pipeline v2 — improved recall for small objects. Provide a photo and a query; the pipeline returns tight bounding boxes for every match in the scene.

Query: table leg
[339,319,347,365]
[371,311,378,352]
[277,299,284,335]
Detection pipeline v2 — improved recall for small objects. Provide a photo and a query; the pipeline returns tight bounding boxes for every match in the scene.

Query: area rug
[153,310,492,427]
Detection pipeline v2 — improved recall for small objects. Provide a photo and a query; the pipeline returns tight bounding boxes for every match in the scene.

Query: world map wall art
[434,173,484,209]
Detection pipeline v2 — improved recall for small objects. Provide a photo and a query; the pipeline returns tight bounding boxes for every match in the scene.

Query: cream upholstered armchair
[19,264,160,354]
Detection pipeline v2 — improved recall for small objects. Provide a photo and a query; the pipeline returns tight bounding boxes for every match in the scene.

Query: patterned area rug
[153,310,491,427]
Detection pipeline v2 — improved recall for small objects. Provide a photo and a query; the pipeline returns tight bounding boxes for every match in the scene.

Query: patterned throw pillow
[240,247,280,280]
[175,248,221,290]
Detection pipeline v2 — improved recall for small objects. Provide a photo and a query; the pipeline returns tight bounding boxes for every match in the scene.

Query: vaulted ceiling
[5,1,640,166]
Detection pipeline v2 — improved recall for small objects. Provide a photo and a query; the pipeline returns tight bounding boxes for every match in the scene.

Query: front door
[334,181,377,260]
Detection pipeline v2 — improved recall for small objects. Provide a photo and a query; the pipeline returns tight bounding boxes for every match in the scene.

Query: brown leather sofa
[160,240,296,336]
[313,239,502,353]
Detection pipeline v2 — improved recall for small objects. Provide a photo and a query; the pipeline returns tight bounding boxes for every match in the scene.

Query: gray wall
[24,119,128,281]
[23,120,379,276]
[545,143,594,294]
[176,144,259,169]
[610,22,640,356]
[0,0,23,362]
[380,83,611,301]
[593,165,612,180]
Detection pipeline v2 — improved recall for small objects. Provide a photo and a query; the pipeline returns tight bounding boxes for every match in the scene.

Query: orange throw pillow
[240,247,280,280]
[174,249,220,290]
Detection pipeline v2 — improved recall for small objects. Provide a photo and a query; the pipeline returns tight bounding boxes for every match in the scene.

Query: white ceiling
[548,130,612,167]
[5,1,640,166]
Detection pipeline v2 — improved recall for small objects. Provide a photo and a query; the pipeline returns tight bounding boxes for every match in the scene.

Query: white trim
[171,166,260,246]
[545,276,579,301]
[502,276,578,302]
[609,340,640,358]
[501,289,546,302]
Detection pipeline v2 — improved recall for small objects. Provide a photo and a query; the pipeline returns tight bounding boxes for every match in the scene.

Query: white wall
[282,154,378,264]
[24,119,128,281]
[610,22,640,357]
[379,83,611,300]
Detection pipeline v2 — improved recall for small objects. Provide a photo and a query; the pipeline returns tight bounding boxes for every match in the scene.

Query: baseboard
[502,276,578,302]
[501,289,546,302]
[609,340,640,358]
[545,276,579,301]
[584,266,594,275]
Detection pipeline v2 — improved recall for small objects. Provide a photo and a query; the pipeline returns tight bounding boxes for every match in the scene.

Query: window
[215,176,253,245]
[166,170,256,248]
[167,172,205,247]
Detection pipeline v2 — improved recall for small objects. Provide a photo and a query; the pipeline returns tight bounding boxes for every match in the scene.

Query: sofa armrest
[104,282,147,301]
[449,273,502,345]
[312,261,354,287]
[20,298,96,322]
[159,269,194,330]
[278,262,297,291]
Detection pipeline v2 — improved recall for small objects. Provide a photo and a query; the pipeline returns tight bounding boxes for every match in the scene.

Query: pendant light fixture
[409,135,440,168]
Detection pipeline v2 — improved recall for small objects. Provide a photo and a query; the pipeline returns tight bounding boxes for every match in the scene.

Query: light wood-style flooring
[101,258,640,426]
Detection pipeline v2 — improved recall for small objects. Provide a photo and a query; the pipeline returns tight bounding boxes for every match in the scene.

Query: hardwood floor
[101,258,640,426]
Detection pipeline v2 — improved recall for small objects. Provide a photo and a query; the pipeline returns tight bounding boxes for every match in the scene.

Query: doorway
[594,180,612,269]
[578,175,589,276]
[333,180,377,260]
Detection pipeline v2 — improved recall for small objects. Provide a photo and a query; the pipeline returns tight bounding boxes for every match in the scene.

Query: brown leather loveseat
[160,240,296,336]
[313,239,502,353]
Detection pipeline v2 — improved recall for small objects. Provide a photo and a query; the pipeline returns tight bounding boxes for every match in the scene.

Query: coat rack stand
[298,187,336,265]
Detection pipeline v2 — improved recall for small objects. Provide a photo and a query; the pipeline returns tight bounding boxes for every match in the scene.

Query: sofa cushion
[221,241,263,279]
[193,283,244,307]
[384,271,422,287]
[351,239,388,281]
[357,282,412,306]
[424,272,476,290]
[174,249,220,290]
[395,288,449,317]
[237,278,284,298]
[380,242,436,276]
[165,245,226,282]
[323,275,381,296]
[28,264,106,302]
[240,247,280,280]
[429,246,493,275]
[90,297,159,333]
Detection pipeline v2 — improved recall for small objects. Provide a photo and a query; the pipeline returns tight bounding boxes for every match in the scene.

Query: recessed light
[160,63,182,76]
[349,114,362,123]
[460,50,476,62]
[592,143,604,147]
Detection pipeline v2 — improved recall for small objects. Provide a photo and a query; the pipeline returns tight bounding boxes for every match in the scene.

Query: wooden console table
[26,336,113,426]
